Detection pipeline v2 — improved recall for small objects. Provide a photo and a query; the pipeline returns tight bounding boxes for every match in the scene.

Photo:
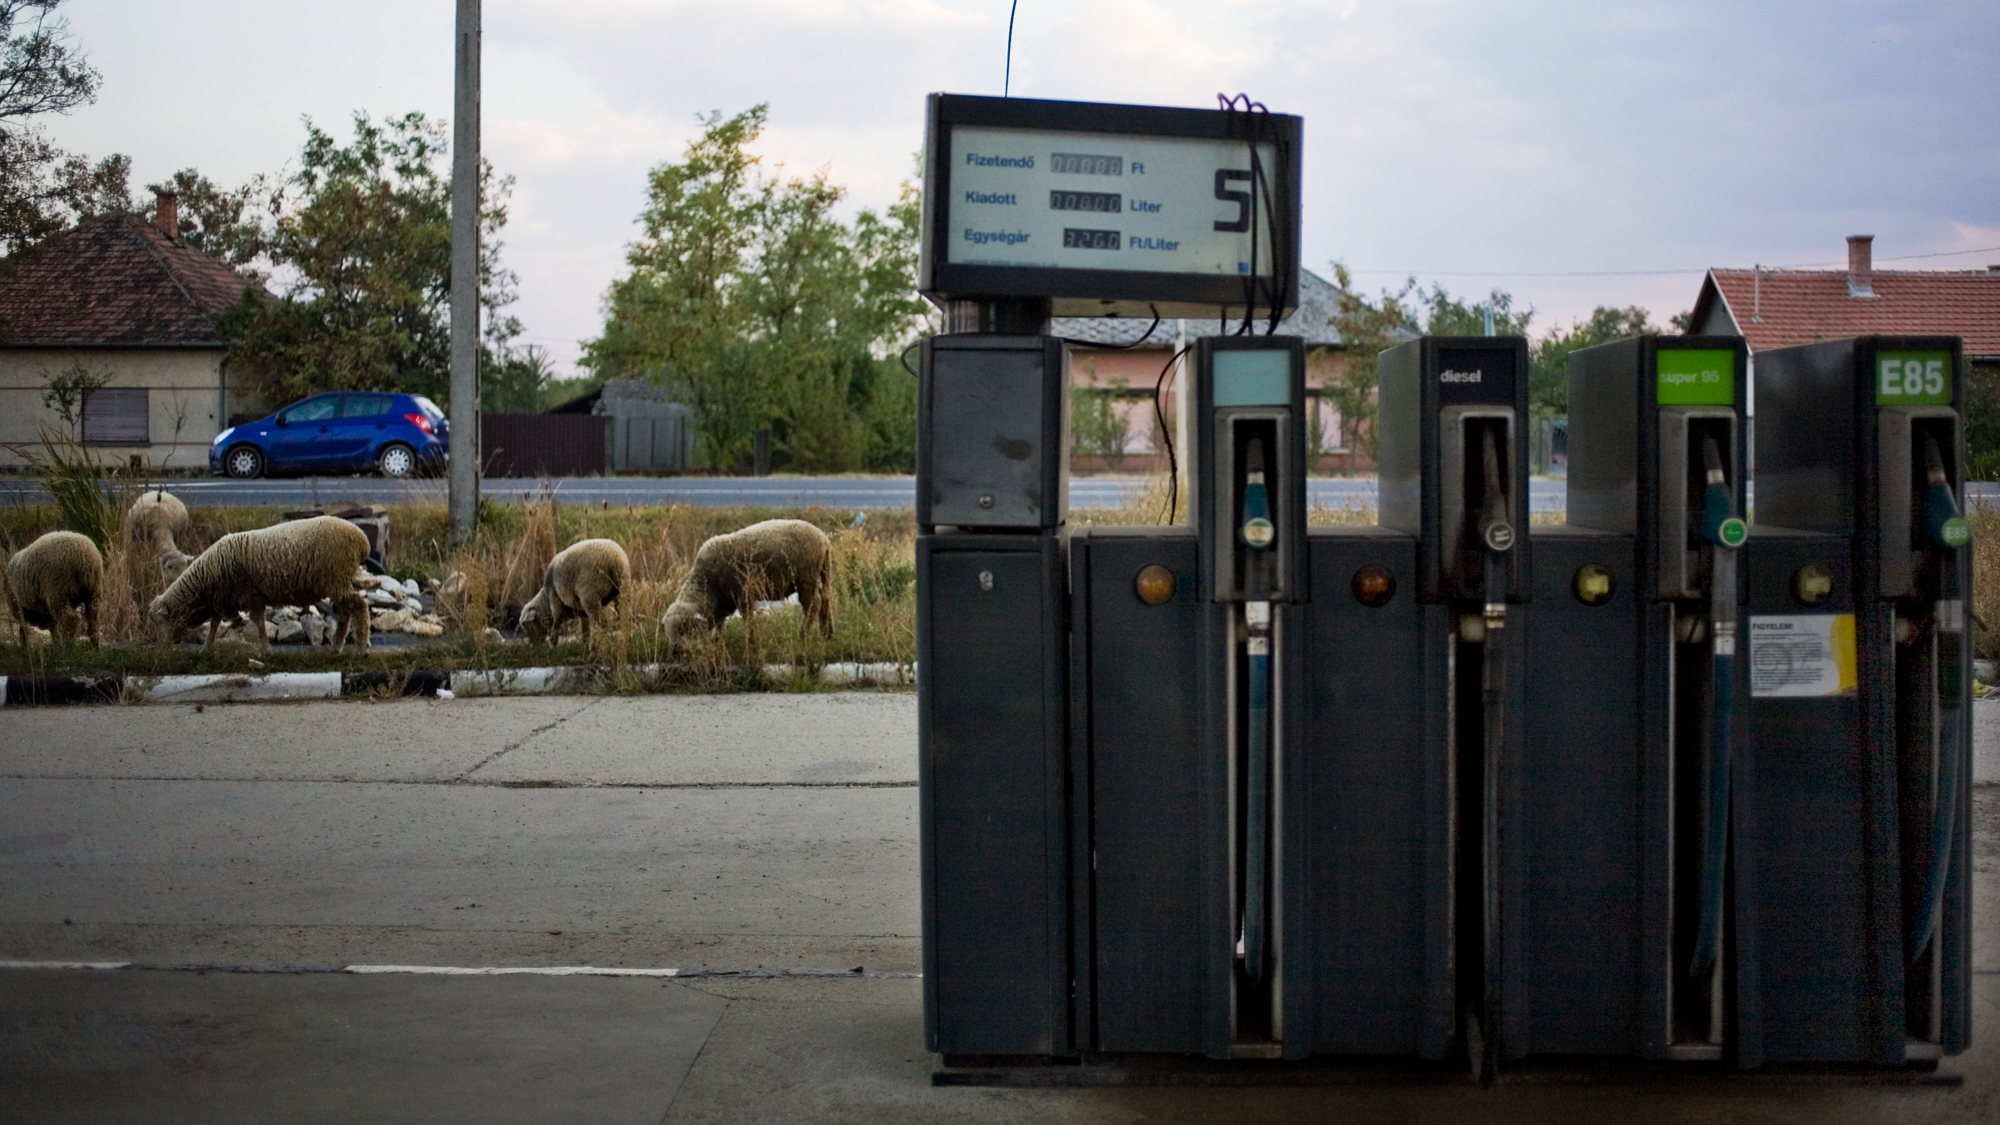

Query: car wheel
[377,442,417,478]
[223,445,264,479]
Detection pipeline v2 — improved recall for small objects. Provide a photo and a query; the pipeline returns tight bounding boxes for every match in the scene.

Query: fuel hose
[1909,434,1970,960]
[1241,439,1275,983]
[1477,426,1513,1081]
[1689,436,1745,981]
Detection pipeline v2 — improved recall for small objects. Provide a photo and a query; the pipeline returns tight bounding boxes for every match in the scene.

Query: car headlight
[213,427,235,445]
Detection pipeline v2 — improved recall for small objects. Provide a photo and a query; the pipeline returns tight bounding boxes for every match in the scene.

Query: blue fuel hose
[1240,446,1274,983]
[1244,634,1270,982]
[1909,439,1969,960]
[1690,438,1744,981]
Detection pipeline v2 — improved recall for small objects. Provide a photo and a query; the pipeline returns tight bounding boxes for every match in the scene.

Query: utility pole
[448,0,482,543]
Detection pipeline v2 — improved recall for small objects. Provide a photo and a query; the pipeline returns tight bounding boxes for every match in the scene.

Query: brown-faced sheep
[4,530,103,646]
[521,538,629,646]
[150,516,371,652]
[663,519,833,650]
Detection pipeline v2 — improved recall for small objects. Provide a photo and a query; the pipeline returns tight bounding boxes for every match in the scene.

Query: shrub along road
[0,692,1994,1122]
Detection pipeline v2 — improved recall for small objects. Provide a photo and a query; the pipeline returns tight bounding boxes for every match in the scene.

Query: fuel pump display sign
[947,127,1279,278]
[920,94,1303,318]
[1656,349,1734,405]
[1874,350,1953,405]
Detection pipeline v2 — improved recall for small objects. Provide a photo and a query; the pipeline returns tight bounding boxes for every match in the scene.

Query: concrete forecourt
[0,692,1994,1122]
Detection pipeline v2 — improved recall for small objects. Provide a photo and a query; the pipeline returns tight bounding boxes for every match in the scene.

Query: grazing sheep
[125,490,195,589]
[521,538,630,646]
[150,516,372,652]
[125,489,189,553]
[4,530,103,646]
[663,519,833,649]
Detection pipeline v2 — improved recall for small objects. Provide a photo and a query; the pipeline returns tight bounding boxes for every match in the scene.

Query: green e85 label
[1875,351,1952,406]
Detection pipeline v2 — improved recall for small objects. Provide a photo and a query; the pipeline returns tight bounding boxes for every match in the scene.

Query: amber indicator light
[1134,563,1176,606]
[1794,564,1834,606]
[1573,564,1615,606]
[1352,564,1396,607]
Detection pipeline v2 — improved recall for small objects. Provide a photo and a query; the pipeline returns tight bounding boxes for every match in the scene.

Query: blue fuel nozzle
[1698,436,1746,550]
[1923,435,1970,549]
[1241,438,1274,551]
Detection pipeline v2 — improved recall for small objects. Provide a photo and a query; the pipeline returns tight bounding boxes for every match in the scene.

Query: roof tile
[0,213,266,347]
[1707,267,2000,358]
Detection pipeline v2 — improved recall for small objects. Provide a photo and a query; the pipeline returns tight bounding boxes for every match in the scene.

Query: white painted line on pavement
[0,959,920,979]
[0,960,133,970]
[347,964,685,977]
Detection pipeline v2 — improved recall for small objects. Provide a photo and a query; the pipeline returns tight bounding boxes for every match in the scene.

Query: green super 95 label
[1656,348,1735,405]
[1875,350,1952,405]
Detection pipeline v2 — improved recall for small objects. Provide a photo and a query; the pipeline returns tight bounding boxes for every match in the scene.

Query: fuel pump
[1378,335,1529,1082]
[915,309,1075,1061]
[1189,335,1308,1055]
[1746,335,1971,1067]
[1563,336,1748,1061]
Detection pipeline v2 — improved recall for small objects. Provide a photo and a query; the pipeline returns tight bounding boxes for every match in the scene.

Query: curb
[0,662,915,707]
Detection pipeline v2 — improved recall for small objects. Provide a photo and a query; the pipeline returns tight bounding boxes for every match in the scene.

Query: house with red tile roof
[1689,235,2000,367]
[0,192,267,469]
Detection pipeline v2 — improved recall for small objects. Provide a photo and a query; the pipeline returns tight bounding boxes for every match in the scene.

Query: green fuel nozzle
[1923,434,1970,550]
[1698,436,1746,550]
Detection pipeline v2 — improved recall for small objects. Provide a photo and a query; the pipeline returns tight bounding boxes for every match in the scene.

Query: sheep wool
[150,516,372,652]
[663,519,833,648]
[4,530,103,647]
[521,538,630,646]
[124,490,189,553]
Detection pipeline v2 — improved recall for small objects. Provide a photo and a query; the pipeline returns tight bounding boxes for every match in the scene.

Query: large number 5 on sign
[1214,169,1251,232]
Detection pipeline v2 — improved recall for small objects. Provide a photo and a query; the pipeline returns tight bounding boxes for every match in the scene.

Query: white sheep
[521,538,630,646]
[662,519,834,650]
[4,530,103,646]
[150,516,371,652]
[124,489,195,583]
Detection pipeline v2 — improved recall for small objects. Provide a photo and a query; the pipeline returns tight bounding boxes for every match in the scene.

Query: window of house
[81,387,149,445]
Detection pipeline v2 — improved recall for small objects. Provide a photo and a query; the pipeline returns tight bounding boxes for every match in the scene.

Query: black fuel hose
[1477,425,1511,1081]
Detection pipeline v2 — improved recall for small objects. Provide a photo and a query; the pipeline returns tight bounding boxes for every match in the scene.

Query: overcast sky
[43,0,2000,375]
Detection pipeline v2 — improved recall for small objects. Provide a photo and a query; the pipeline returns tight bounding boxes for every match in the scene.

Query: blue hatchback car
[211,392,449,479]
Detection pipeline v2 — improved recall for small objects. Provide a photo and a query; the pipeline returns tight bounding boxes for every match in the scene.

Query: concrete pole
[448,0,482,543]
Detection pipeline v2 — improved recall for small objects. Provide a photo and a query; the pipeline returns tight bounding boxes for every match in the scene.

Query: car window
[280,397,339,424]
[341,394,393,418]
[413,396,444,420]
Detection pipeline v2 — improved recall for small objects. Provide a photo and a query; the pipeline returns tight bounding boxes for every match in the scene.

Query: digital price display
[920,94,1302,319]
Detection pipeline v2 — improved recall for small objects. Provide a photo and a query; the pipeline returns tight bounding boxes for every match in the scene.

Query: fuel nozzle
[1242,438,1275,552]
[1923,433,1970,550]
[1698,436,1746,551]
[1478,426,1514,631]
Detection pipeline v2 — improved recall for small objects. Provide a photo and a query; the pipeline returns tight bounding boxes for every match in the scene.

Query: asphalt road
[1,693,1994,1122]
[7,473,2000,514]
[0,474,1572,512]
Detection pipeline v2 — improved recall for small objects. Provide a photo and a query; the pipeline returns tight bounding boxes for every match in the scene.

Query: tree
[483,344,558,414]
[1416,282,1534,338]
[1528,305,1658,417]
[37,354,104,433]
[585,107,930,473]
[220,111,521,405]
[1323,262,1419,461]
[0,0,117,260]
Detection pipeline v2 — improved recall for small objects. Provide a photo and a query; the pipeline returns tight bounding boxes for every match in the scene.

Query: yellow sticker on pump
[1749,615,1858,697]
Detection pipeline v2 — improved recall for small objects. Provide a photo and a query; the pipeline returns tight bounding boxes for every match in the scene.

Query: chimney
[1847,234,1874,298]
[154,191,179,241]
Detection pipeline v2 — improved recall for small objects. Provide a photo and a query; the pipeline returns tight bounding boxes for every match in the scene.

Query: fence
[481,414,609,478]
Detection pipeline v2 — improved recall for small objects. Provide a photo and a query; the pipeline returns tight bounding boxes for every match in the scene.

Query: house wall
[0,347,227,470]
[1068,345,1373,474]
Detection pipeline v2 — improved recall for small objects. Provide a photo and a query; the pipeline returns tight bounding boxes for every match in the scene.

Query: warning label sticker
[1749,615,1857,698]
